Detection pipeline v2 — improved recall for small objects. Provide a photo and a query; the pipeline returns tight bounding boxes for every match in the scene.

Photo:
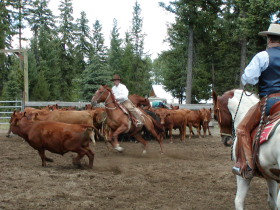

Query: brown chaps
[235,102,261,173]
[121,99,143,124]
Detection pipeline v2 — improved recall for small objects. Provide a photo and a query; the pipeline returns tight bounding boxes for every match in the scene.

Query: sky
[18,0,175,59]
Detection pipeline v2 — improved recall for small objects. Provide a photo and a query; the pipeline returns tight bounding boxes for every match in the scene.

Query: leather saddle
[250,101,280,178]
[118,103,140,127]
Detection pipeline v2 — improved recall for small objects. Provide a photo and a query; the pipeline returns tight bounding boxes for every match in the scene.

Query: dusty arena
[0,126,271,210]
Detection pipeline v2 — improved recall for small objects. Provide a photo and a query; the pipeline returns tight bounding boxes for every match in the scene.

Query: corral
[0,127,270,210]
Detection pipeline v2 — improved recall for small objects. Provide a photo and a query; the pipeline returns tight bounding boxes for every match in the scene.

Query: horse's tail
[144,110,165,133]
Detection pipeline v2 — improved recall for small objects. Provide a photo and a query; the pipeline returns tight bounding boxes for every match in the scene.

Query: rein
[95,88,117,110]
[103,91,117,110]
[230,89,245,160]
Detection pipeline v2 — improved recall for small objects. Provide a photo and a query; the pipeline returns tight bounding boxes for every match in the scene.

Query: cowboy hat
[111,74,122,81]
[259,24,280,36]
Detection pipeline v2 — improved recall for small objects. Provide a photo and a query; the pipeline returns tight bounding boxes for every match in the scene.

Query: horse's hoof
[115,146,124,152]
[6,135,11,138]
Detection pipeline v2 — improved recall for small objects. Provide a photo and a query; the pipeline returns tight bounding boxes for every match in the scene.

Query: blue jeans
[265,96,280,115]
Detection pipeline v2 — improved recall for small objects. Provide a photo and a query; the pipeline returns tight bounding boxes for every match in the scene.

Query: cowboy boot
[232,131,254,179]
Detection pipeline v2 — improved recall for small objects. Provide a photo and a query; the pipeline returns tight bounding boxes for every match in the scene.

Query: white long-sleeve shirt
[112,83,129,103]
[241,51,269,85]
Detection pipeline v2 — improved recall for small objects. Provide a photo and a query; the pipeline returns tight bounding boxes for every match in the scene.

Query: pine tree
[125,1,151,96]
[108,18,123,75]
[0,1,15,97]
[81,20,110,101]
[58,0,76,100]
[1,56,23,100]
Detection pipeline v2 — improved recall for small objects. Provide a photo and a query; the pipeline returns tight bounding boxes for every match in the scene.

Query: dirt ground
[0,126,272,210]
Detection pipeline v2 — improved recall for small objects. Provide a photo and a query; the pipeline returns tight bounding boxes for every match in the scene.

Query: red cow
[184,109,204,139]
[12,113,96,168]
[24,109,96,145]
[155,109,187,143]
[199,108,212,137]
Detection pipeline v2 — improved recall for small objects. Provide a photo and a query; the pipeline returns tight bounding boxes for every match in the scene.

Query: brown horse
[91,85,164,154]
[212,90,234,146]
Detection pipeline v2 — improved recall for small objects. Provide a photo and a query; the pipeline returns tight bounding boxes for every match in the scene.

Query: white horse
[213,89,280,210]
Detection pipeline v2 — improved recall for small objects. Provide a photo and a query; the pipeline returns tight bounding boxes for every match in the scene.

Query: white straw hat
[259,24,280,36]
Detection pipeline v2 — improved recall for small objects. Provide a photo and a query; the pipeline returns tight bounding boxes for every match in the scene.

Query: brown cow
[185,109,204,139]
[24,109,96,145]
[155,109,187,143]
[12,113,96,168]
[200,108,212,137]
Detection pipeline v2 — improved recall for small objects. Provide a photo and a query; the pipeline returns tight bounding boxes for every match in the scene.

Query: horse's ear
[212,90,218,104]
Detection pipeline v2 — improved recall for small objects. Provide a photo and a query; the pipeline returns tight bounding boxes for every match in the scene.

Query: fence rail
[0,100,22,125]
[0,100,214,126]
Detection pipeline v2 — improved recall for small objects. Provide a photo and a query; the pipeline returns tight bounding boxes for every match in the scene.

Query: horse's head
[212,90,234,147]
[91,85,111,106]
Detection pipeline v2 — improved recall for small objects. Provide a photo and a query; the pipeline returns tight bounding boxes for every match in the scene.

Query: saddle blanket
[260,119,280,144]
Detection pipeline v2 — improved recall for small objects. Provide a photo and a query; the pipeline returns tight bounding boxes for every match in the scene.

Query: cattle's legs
[84,147,94,169]
[45,157,54,162]
[168,127,173,143]
[73,147,94,169]
[6,127,12,138]
[188,125,194,139]
[197,126,202,138]
[38,149,47,167]
[207,125,212,136]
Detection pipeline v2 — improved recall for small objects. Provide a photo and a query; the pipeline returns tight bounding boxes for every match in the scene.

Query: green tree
[58,0,76,100]
[125,1,151,96]
[108,18,123,75]
[1,56,23,100]
[81,20,110,100]
[0,1,15,96]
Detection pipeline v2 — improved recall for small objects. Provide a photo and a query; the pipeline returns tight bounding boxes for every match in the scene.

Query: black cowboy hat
[111,74,122,81]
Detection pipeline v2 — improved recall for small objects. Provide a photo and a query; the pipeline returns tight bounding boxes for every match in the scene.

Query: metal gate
[0,100,22,124]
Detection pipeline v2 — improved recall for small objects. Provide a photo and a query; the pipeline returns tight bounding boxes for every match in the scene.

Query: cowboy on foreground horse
[91,75,164,154]
[231,23,280,179]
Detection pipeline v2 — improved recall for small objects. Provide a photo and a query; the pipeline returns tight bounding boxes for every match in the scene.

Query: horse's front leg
[266,179,278,209]
[235,175,252,210]
[111,125,128,152]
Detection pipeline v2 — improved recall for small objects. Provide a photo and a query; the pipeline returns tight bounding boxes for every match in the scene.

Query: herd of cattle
[6,96,212,168]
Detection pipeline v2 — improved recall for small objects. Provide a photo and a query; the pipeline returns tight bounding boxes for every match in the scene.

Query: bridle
[95,88,117,110]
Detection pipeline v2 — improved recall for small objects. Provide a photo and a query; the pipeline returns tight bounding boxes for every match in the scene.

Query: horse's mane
[227,89,259,125]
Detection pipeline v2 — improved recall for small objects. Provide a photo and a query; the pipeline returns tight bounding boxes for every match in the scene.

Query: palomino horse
[91,85,164,154]
[213,89,280,209]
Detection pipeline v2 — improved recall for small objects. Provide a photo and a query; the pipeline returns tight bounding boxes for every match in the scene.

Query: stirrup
[232,166,253,179]
[136,121,143,127]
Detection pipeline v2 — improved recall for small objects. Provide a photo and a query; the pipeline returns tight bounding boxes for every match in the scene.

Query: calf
[185,109,203,139]
[12,113,96,168]
[200,108,212,137]
[155,109,187,143]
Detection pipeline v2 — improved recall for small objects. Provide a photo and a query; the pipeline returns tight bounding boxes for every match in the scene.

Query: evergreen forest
[1,0,280,103]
